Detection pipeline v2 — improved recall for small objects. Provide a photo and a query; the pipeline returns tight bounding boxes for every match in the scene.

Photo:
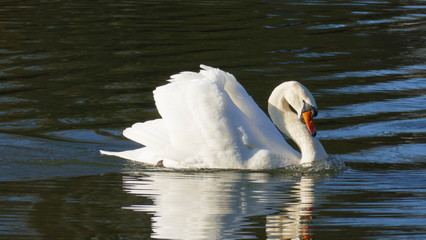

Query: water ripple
[320,95,426,119]
[306,24,347,30]
[297,51,350,58]
[334,143,426,163]
[320,78,426,95]
[320,118,425,140]
[311,64,426,80]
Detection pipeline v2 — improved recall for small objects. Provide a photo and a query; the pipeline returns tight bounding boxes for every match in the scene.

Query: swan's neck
[268,85,327,165]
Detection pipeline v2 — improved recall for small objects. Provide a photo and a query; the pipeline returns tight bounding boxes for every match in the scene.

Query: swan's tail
[123,119,170,151]
[100,119,172,165]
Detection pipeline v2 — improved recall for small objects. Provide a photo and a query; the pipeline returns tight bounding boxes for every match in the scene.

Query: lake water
[1,0,425,239]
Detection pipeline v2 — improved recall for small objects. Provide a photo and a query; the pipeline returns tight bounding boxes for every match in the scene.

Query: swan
[101,65,328,169]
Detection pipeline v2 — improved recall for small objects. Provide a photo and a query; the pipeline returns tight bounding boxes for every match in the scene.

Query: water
[0,0,425,239]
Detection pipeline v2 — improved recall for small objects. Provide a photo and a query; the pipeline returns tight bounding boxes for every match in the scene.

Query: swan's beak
[302,111,317,136]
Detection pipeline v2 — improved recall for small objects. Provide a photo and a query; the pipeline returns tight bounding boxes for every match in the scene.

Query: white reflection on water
[266,177,314,239]
[122,172,315,240]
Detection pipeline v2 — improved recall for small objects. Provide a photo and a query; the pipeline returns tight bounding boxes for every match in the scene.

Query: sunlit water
[0,0,425,239]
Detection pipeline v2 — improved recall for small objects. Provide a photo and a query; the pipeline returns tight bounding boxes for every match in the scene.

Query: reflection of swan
[122,172,233,240]
[122,172,315,240]
[102,65,327,168]
[266,177,314,239]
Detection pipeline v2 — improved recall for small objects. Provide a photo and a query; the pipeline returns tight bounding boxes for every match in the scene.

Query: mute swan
[101,65,328,169]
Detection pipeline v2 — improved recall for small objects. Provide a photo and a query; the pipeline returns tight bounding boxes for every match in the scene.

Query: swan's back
[107,65,300,169]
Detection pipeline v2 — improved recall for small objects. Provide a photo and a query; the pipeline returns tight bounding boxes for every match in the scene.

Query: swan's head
[282,81,318,136]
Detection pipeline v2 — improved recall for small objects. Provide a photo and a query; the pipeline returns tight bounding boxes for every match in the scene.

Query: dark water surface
[1,0,425,239]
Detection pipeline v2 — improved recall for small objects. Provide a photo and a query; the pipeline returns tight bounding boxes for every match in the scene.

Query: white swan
[101,65,327,169]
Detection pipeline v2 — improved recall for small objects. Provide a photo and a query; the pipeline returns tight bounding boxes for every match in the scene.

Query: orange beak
[302,111,317,137]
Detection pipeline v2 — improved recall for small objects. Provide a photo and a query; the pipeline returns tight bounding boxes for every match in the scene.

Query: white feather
[101,65,327,169]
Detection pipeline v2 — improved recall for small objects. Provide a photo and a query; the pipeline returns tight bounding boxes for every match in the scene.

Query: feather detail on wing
[101,65,300,169]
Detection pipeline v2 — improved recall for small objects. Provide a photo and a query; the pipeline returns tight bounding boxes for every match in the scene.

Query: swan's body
[101,65,327,169]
